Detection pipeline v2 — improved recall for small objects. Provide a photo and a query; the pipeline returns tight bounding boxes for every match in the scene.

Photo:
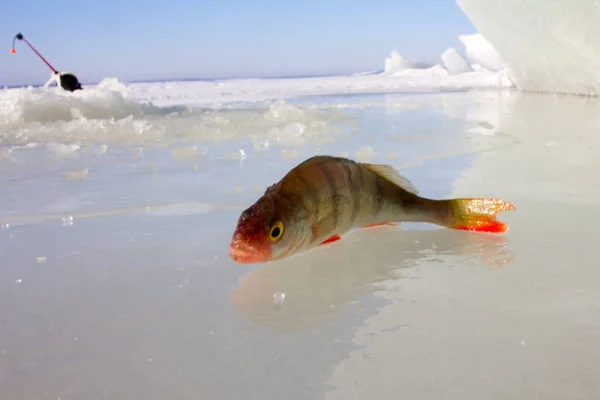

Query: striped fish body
[229,155,515,264]
[276,156,432,248]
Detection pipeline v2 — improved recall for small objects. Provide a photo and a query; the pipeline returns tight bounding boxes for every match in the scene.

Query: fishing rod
[10,32,57,73]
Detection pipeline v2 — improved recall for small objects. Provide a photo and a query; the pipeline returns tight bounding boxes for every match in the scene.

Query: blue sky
[1,0,476,86]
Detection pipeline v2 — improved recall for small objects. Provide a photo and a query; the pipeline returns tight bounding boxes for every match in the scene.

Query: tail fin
[441,198,515,233]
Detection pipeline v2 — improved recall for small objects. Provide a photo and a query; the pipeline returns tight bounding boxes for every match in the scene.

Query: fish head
[229,192,304,264]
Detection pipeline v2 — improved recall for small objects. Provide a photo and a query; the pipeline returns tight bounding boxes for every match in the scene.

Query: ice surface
[457,0,600,95]
[324,92,600,400]
[5,23,594,398]
[3,90,600,399]
[441,47,473,75]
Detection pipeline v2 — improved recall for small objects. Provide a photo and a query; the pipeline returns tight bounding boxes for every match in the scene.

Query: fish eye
[269,220,284,242]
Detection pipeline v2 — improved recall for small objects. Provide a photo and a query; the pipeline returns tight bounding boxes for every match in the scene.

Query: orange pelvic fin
[446,198,515,233]
[319,235,342,246]
[452,220,509,233]
[363,222,396,228]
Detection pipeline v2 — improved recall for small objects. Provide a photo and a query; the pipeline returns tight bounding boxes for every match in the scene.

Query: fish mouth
[228,240,270,264]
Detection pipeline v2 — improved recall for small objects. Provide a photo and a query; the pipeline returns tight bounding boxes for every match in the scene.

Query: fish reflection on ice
[230,226,512,332]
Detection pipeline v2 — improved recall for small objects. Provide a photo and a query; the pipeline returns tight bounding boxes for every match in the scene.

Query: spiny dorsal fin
[362,163,419,195]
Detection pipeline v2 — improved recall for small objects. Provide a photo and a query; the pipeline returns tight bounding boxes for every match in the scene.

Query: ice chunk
[384,51,432,74]
[441,68,513,90]
[266,123,308,146]
[47,142,80,155]
[457,0,600,95]
[263,100,306,120]
[62,215,74,227]
[0,77,159,126]
[65,169,89,180]
[95,77,131,98]
[273,292,286,304]
[458,33,507,72]
[441,47,473,75]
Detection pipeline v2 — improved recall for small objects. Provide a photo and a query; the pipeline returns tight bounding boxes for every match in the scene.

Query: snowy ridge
[0,78,168,126]
[0,77,352,150]
[130,32,512,107]
[129,68,512,108]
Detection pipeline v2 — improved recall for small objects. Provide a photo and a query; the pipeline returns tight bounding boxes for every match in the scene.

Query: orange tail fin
[443,198,515,233]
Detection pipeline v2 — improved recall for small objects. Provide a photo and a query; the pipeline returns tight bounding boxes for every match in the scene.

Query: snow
[0,28,515,118]
[0,27,517,161]
[129,34,515,107]
[0,82,353,152]
[457,0,600,95]
[130,68,512,108]
[0,59,512,115]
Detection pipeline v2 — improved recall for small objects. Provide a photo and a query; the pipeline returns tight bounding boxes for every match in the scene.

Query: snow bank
[0,77,167,125]
[128,70,513,109]
[125,35,514,109]
[457,0,600,96]
[0,30,516,126]
[0,80,349,149]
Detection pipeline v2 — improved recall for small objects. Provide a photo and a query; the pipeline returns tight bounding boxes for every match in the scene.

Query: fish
[229,155,515,264]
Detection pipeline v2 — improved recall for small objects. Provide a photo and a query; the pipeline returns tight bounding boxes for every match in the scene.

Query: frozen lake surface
[1,84,600,399]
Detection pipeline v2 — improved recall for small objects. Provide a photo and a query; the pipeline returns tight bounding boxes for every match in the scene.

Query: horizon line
[1,68,384,89]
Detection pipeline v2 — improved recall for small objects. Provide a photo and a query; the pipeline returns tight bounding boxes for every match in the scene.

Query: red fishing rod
[10,32,57,73]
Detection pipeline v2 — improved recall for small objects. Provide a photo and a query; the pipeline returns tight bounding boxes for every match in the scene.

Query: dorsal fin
[362,163,419,195]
